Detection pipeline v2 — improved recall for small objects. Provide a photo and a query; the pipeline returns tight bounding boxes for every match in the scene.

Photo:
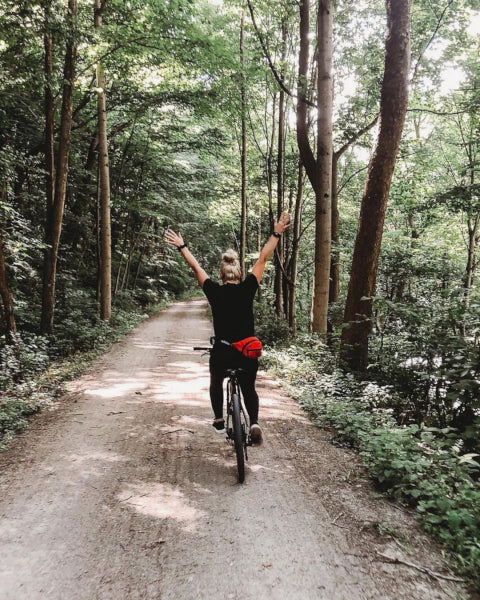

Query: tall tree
[340,0,411,371]
[296,0,333,336]
[239,1,248,278]
[286,162,305,334]
[274,19,287,318]
[95,0,112,320]
[40,0,78,334]
[0,183,16,341]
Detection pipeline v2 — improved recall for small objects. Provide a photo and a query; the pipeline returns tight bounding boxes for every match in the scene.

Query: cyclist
[165,212,290,445]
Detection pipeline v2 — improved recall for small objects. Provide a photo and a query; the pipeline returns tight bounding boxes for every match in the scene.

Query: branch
[246,0,316,108]
[76,35,187,80]
[246,103,267,160]
[337,165,369,195]
[411,0,455,82]
[376,552,465,583]
[407,107,468,116]
[275,247,295,286]
[334,114,379,158]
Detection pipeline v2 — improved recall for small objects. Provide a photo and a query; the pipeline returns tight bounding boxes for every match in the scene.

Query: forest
[0,0,479,586]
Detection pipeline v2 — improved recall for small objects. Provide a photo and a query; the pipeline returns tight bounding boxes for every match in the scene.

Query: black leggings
[209,348,259,424]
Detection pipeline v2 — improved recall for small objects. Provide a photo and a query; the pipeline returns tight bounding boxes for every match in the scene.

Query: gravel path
[0,299,469,599]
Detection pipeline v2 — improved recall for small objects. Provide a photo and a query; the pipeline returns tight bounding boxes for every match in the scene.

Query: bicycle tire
[232,393,245,483]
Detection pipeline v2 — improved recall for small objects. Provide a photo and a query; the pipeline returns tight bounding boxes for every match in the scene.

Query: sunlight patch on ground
[84,378,147,399]
[118,482,206,531]
[67,451,128,465]
[174,415,207,427]
[249,463,287,475]
[259,397,284,407]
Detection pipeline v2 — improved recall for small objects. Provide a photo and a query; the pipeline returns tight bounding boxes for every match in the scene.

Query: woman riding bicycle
[165,212,290,445]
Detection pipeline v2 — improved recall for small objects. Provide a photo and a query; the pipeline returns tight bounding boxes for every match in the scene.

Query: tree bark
[463,216,479,306]
[296,0,333,336]
[239,2,248,278]
[329,115,379,305]
[95,0,112,320]
[0,236,16,341]
[287,162,305,334]
[0,183,16,341]
[340,0,410,371]
[274,20,287,318]
[329,152,339,303]
[40,0,77,334]
[44,7,55,215]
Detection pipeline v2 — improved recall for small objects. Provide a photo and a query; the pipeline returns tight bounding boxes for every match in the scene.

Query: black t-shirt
[202,273,259,343]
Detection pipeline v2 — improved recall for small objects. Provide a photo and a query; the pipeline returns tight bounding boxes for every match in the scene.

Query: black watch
[272,232,281,239]
[177,243,187,251]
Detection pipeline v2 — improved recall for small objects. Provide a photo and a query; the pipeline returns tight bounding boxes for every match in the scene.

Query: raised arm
[251,212,291,283]
[164,229,209,287]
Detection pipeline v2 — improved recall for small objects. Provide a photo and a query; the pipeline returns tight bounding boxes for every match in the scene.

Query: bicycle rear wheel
[232,393,245,483]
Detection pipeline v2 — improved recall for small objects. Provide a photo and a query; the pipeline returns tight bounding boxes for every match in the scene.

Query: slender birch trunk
[239,1,248,277]
[0,183,16,341]
[296,0,333,337]
[287,163,305,334]
[95,0,111,320]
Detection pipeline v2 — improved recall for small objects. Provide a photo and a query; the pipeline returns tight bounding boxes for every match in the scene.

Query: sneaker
[250,423,263,445]
[212,419,226,434]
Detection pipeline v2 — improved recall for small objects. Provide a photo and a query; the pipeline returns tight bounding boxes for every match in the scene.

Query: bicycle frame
[225,369,251,452]
[193,347,251,482]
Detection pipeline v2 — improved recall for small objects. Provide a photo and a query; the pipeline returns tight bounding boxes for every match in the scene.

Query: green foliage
[266,338,480,586]
[254,289,291,345]
[0,334,50,389]
[0,392,47,449]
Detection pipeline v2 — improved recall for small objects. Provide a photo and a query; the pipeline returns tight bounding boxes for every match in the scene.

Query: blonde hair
[220,249,241,282]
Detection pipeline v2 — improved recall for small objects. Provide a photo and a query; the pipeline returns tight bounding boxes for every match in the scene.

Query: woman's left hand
[165,229,184,247]
[274,211,291,234]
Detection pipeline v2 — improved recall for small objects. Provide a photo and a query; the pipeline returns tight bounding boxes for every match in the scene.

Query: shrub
[266,338,480,587]
[0,333,50,389]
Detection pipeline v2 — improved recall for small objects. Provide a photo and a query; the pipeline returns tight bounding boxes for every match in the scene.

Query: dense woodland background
[1,0,479,584]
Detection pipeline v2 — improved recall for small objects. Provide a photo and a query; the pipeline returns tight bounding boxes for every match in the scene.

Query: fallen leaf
[262,563,272,568]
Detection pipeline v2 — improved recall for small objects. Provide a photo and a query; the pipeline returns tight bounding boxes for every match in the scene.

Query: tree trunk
[0,183,16,341]
[40,0,77,334]
[340,0,410,371]
[287,162,305,335]
[267,92,276,226]
[239,1,248,278]
[44,9,55,214]
[274,20,287,318]
[311,0,333,334]
[95,0,111,320]
[463,215,479,309]
[296,0,333,337]
[329,115,379,306]
[329,152,339,303]
[0,237,16,341]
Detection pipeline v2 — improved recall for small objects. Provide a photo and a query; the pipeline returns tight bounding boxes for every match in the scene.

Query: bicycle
[194,346,251,483]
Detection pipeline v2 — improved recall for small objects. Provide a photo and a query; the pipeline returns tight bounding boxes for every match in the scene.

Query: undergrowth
[263,336,480,589]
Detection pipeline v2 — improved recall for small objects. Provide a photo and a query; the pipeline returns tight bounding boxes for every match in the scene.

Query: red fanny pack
[231,336,263,359]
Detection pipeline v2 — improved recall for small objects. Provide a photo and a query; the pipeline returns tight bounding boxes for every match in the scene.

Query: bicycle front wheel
[232,393,245,483]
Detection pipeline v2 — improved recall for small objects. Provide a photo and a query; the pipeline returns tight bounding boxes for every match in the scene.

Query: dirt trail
[0,299,470,599]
